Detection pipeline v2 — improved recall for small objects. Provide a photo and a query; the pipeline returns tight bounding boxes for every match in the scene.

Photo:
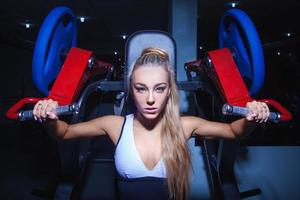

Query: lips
[144,107,158,114]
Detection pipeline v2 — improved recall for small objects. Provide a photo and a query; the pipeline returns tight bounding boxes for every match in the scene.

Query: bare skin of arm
[181,101,269,139]
[44,116,124,144]
[33,99,124,144]
[182,116,257,139]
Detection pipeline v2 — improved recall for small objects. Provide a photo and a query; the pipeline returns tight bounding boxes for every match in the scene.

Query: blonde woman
[33,47,269,200]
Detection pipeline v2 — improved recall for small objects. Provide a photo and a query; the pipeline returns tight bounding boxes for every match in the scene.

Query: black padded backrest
[125,30,176,90]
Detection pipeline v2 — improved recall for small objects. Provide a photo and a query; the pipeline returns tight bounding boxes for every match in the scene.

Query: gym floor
[0,122,61,200]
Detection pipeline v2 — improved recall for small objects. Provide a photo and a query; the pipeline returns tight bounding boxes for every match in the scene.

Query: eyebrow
[134,82,168,87]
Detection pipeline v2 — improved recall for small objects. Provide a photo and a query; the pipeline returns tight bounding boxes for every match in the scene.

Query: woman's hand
[246,101,270,123]
[33,99,59,122]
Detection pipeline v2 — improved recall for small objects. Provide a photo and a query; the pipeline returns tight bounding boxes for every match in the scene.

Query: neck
[135,112,163,131]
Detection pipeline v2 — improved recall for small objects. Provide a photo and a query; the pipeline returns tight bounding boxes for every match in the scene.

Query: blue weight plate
[219,9,265,96]
[32,6,77,95]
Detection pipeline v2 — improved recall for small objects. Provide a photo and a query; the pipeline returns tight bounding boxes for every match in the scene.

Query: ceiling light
[227,2,239,8]
[284,32,295,38]
[122,35,127,40]
[114,51,118,55]
[277,51,281,56]
[20,21,34,29]
[77,16,89,23]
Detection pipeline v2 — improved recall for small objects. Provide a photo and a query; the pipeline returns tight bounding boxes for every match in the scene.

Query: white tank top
[115,114,167,179]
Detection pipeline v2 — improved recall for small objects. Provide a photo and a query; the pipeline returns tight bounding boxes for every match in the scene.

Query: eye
[136,87,146,93]
[155,86,166,93]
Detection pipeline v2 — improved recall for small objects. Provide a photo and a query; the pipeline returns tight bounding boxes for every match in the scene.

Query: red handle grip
[6,97,43,120]
[259,99,292,122]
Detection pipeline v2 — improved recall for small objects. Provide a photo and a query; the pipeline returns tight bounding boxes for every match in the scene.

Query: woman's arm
[43,115,120,140]
[33,99,123,143]
[182,101,269,139]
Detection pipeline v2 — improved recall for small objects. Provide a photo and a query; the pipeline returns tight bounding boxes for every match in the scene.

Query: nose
[146,92,155,106]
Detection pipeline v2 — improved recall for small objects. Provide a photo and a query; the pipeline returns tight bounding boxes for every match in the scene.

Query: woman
[33,47,269,200]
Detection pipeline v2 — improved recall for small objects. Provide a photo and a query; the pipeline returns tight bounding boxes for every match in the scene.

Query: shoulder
[180,116,198,139]
[180,116,210,138]
[90,115,125,127]
[100,115,125,122]
[181,116,204,128]
[91,115,126,144]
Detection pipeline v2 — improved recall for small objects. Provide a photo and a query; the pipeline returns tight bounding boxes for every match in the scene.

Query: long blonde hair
[128,47,191,199]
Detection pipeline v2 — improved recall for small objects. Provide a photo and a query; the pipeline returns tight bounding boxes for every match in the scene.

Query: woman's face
[131,65,170,120]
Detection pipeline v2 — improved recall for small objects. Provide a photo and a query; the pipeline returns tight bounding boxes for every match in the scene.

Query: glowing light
[80,17,85,23]
[285,32,294,37]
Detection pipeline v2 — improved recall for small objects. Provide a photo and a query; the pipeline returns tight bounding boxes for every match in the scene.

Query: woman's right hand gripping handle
[33,99,59,123]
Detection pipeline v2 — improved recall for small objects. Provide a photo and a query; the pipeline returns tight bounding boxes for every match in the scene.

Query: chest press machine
[184,8,292,199]
[6,6,292,200]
